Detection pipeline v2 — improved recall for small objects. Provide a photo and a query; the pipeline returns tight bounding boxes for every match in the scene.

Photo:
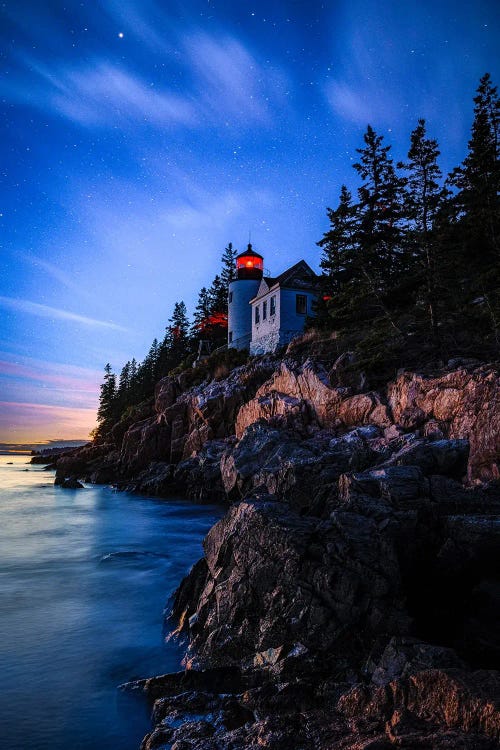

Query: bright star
[118,32,124,38]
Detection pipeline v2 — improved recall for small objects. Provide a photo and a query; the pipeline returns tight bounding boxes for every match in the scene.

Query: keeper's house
[227,245,319,355]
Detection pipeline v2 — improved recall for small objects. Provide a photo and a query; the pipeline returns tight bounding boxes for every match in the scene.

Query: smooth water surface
[0,455,221,750]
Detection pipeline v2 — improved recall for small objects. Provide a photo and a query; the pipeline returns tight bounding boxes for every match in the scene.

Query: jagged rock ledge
[45,355,500,747]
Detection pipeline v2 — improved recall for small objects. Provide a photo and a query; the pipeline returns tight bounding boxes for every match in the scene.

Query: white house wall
[250,287,317,355]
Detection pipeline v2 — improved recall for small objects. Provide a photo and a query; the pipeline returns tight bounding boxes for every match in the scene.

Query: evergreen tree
[192,287,211,331]
[206,275,229,344]
[115,361,131,413]
[149,338,160,383]
[127,358,139,402]
[447,73,500,351]
[220,242,237,309]
[449,73,500,261]
[166,301,190,361]
[315,185,357,329]
[208,274,227,315]
[136,339,160,400]
[353,125,407,288]
[318,185,357,294]
[96,363,117,434]
[336,126,408,339]
[399,119,447,350]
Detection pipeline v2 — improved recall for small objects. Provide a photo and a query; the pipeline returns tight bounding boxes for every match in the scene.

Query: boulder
[59,477,84,489]
[338,668,500,744]
[235,391,312,439]
[388,365,500,481]
[171,498,408,669]
[221,422,383,511]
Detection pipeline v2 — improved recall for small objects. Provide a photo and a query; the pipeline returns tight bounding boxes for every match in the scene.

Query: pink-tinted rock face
[119,360,277,473]
[236,360,391,438]
[235,392,309,439]
[388,365,500,481]
[234,361,499,483]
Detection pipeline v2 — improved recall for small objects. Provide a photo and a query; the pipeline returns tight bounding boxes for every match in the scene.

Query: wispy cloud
[183,32,286,124]
[0,296,128,331]
[8,60,197,128]
[2,15,290,131]
[325,81,374,125]
[0,358,100,395]
[19,252,91,299]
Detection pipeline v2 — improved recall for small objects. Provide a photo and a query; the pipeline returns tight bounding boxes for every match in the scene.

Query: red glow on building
[323,295,332,301]
[197,312,228,331]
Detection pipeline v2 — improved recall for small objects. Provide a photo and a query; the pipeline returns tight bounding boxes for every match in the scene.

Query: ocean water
[0,455,221,750]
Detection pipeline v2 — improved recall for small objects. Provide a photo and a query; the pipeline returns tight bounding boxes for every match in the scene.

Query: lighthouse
[227,244,264,349]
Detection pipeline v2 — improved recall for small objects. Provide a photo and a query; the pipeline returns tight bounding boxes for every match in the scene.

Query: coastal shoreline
[43,352,500,749]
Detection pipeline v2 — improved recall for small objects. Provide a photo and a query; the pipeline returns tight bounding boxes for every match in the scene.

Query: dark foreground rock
[122,662,500,750]
[125,428,500,748]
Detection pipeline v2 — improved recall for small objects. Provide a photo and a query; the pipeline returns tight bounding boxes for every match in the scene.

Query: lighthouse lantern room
[235,246,264,279]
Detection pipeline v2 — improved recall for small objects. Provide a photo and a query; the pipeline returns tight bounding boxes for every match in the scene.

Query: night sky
[1,0,499,442]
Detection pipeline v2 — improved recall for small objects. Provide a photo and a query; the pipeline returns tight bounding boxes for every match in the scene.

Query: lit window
[263,300,267,320]
[296,294,307,314]
[255,305,260,324]
[270,296,276,316]
[228,291,233,303]
[228,331,233,343]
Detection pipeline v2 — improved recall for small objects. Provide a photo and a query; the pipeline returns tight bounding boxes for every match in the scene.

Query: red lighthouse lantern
[235,243,264,280]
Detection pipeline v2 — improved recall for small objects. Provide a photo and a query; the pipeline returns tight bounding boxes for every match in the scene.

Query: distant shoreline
[0,451,32,456]
[0,441,88,457]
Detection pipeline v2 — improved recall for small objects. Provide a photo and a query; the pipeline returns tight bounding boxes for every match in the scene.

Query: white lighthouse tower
[227,244,264,349]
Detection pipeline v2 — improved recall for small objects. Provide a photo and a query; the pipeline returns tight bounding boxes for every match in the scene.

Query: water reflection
[0,456,221,750]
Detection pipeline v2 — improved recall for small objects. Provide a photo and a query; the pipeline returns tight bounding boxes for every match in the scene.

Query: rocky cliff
[50,354,500,749]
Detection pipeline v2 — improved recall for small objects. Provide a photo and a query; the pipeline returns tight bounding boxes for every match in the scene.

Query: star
[118,32,124,39]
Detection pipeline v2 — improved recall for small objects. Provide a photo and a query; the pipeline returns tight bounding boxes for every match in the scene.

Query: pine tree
[192,287,211,332]
[206,275,229,344]
[399,119,447,350]
[447,73,500,351]
[220,242,237,308]
[136,339,160,400]
[208,274,227,315]
[449,73,500,261]
[353,125,407,284]
[115,361,131,412]
[350,125,408,337]
[149,338,160,383]
[96,363,117,435]
[166,301,190,361]
[318,185,357,294]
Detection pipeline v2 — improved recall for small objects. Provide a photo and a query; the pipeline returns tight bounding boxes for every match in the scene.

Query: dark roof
[251,260,319,303]
[272,260,319,289]
[236,242,263,260]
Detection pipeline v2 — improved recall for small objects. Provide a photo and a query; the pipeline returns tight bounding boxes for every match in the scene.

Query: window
[228,291,233,303]
[228,331,233,343]
[263,300,267,320]
[270,295,276,316]
[255,305,260,324]
[296,294,307,315]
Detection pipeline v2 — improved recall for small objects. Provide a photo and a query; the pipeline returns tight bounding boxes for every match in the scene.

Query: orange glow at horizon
[0,400,97,443]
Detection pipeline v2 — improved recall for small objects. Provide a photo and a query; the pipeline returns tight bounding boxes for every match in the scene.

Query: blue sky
[1,0,499,441]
